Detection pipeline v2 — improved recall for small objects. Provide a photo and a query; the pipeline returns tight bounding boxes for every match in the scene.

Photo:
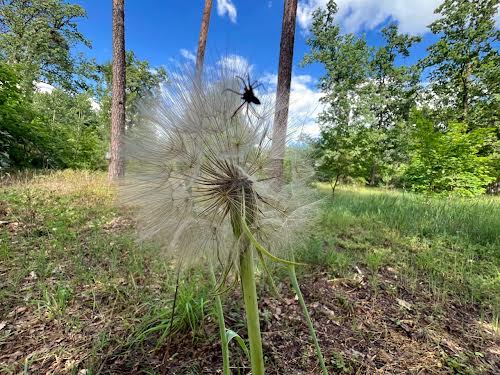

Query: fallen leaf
[396,298,412,310]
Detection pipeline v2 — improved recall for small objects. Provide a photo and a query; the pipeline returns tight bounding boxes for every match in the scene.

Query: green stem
[241,218,304,266]
[239,245,265,375]
[257,249,280,297]
[289,264,328,375]
[209,263,230,375]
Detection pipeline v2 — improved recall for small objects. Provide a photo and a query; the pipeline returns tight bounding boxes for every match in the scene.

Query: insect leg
[236,75,247,89]
[248,104,262,119]
[245,103,256,126]
[231,101,246,119]
[222,88,242,95]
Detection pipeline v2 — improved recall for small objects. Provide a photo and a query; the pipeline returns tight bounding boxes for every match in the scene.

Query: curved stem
[241,218,304,266]
[239,245,265,375]
[289,264,328,375]
[209,263,230,375]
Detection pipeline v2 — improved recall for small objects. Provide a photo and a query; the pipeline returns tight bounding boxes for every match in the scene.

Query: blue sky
[75,0,445,74]
[73,0,498,135]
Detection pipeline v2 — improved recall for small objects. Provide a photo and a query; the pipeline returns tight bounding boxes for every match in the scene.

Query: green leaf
[225,329,250,359]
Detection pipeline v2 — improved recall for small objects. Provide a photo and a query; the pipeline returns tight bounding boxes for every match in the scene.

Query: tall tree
[301,1,373,184]
[271,0,298,188]
[423,0,499,125]
[195,0,213,82]
[368,24,421,128]
[302,1,372,128]
[0,0,90,92]
[109,0,126,181]
[302,2,421,186]
[362,23,421,185]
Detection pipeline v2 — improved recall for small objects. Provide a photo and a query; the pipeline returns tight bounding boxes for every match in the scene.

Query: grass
[0,170,211,373]
[0,171,499,373]
[307,183,500,319]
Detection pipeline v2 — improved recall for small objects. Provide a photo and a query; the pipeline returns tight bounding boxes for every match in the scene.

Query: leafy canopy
[0,0,90,91]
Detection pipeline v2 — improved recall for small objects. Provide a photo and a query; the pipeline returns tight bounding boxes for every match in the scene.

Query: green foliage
[0,4,167,171]
[367,23,422,126]
[422,0,499,126]
[0,0,91,92]
[404,112,496,196]
[94,51,168,129]
[0,63,61,169]
[0,62,33,167]
[311,125,369,186]
[303,1,420,187]
[0,0,107,171]
[0,62,106,169]
[304,0,499,194]
[32,89,107,169]
[301,1,370,128]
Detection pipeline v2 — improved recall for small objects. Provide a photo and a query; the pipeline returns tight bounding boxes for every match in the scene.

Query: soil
[2,266,497,374]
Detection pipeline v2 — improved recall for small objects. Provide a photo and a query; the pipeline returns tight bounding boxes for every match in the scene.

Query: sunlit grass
[316,183,500,245]
[311,183,500,318]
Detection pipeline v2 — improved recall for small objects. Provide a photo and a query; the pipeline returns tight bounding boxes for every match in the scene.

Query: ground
[0,171,499,374]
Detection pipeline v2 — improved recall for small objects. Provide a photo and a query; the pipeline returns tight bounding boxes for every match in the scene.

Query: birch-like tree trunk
[108,0,126,181]
[271,0,298,189]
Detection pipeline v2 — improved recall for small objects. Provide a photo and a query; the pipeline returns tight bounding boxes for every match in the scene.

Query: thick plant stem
[209,263,230,375]
[239,246,265,375]
[289,265,328,375]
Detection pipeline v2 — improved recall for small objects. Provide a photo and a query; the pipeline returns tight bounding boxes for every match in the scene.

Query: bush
[0,62,107,170]
[403,112,496,196]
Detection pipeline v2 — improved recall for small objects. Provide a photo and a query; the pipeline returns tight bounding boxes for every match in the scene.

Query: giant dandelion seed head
[120,62,319,270]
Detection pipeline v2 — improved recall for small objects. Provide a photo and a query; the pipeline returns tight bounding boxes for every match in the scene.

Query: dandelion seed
[121,63,317,269]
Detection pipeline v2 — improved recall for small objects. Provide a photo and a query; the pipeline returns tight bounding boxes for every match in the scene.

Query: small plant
[132,274,209,347]
[331,351,351,373]
[38,283,73,319]
[121,64,323,375]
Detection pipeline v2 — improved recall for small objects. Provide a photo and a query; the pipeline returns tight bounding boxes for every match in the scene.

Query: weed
[131,273,210,348]
[331,351,351,373]
[37,283,73,319]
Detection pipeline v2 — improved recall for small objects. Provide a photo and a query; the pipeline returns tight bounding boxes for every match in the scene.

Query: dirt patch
[3,267,497,374]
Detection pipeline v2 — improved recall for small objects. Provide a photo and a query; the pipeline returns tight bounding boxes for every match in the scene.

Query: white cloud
[34,81,101,111]
[217,54,254,74]
[35,81,55,94]
[261,73,324,137]
[180,48,196,63]
[297,0,443,34]
[217,0,237,23]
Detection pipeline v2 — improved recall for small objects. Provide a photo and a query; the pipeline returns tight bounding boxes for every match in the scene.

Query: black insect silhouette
[224,74,263,119]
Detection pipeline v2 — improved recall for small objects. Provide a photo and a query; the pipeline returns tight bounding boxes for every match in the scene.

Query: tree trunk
[330,174,340,197]
[460,62,471,122]
[271,0,298,189]
[195,0,213,83]
[370,161,377,186]
[108,0,126,182]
